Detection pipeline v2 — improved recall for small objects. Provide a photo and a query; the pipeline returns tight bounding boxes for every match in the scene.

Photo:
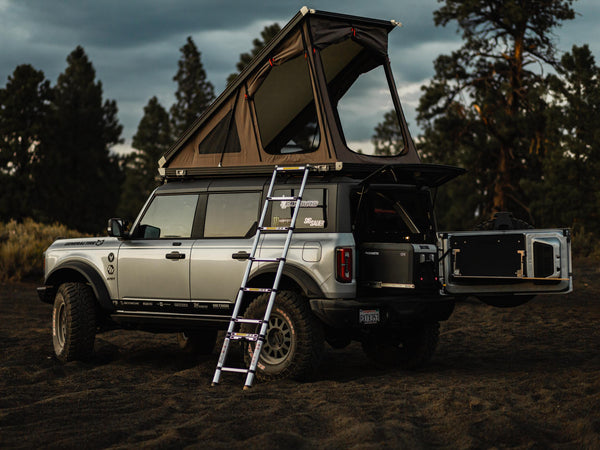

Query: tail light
[336,247,353,283]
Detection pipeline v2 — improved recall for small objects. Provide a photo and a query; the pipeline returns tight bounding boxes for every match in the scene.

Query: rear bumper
[309,295,455,328]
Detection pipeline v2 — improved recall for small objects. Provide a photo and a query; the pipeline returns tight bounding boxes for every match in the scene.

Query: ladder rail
[212,167,282,385]
[243,166,310,388]
[212,165,312,389]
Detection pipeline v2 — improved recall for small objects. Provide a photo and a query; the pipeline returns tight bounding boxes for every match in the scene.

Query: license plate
[359,309,380,324]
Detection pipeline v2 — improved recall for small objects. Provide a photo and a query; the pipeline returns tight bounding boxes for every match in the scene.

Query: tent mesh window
[253,54,321,155]
[320,39,406,156]
[197,109,241,155]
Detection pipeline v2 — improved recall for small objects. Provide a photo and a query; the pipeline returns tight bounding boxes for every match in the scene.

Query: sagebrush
[0,219,86,282]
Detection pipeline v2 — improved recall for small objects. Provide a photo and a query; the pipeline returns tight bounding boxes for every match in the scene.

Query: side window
[137,194,199,239]
[204,192,261,238]
[270,189,327,230]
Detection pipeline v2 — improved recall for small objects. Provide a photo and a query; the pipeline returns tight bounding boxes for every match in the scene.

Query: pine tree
[372,110,404,156]
[226,23,281,86]
[36,46,123,232]
[0,65,51,220]
[416,0,575,228]
[525,45,600,235]
[118,97,171,219]
[170,37,215,139]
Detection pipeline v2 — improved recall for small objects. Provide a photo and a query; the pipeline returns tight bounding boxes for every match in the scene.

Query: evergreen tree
[372,110,404,156]
[525,45,600,234]
[118,97,171,219]
[170,37,215,139]
[0,65,51,220]
[416,0,575,228]
[226,23,281,85]
[36,46,123,232]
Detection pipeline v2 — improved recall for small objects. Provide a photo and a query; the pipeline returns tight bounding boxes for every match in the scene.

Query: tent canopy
[159,8,456,181]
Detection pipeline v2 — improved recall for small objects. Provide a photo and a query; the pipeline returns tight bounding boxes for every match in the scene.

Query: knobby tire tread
[243,290,324,382]
[55,282,96,362]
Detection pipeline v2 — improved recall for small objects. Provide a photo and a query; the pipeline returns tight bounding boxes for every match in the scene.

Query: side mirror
[107,218,129,238]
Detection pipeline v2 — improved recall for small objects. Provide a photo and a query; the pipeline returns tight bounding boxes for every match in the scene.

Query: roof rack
[160,163,465,188]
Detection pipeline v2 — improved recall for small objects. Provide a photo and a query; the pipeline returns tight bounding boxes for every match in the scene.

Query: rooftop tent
[158,8,436,179]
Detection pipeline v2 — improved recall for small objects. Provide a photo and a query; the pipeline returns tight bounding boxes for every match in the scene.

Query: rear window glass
[204,192,260,238]
[270,189,327,230]
[352,188,434,243]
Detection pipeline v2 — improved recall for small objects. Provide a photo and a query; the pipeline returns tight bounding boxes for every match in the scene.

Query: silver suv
[38,169,456,379]
[38,166,572,381]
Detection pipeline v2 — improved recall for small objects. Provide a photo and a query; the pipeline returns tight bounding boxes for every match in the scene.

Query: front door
[117,193,200,304]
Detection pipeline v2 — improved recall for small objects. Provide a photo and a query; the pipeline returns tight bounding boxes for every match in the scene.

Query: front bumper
[309,295,455,328]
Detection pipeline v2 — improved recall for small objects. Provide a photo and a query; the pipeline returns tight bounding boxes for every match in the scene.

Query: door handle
[166,251,186,260]
[232,251,250,260]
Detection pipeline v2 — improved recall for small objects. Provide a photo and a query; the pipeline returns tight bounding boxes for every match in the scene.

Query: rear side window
[270,189,327,230]
[137,194,199,238]
[204,192,261,238]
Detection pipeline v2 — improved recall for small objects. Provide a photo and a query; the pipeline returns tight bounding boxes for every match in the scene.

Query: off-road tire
[52,282,96,362]
[362,322,439,370]
[177,330,218,354]
[242,291,324,381]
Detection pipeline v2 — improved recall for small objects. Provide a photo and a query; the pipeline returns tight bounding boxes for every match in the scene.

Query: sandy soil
[1,260,599,449]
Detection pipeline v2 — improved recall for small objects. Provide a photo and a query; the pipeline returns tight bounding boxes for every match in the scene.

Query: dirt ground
[1,260,599,449]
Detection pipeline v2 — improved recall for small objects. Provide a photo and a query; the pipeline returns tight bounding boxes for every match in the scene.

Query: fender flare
[250,263,324,298]
[46,261,113,311]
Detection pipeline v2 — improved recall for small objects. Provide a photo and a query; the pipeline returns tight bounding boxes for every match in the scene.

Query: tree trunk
[492,145,510,214]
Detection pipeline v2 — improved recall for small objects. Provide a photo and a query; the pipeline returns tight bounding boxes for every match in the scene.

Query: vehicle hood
[46,236,122,251]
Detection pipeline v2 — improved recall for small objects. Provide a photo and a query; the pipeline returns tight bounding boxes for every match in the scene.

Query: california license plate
[359,309,380,324]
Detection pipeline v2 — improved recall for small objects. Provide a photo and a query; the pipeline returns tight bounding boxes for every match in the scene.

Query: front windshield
[320,39,406,156]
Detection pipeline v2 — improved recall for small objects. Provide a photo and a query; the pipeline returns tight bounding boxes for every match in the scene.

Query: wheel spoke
[259,311,294,365]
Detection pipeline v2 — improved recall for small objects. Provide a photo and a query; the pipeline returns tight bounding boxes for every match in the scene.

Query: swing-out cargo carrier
[38,7,572,385]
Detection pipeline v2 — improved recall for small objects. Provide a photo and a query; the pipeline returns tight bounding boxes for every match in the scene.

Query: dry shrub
[0,219,86,282]
[571,226,600,260]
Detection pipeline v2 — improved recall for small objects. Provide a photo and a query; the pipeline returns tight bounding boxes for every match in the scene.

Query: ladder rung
[250,257,284,263]
[212,164,311,389]
[220,367,250,374]
[234,317,263,324]
[267,196,298,202]
[228,332,262,341]
[277,166,307,171]
[242,287,274,293]
[259,226,293,232]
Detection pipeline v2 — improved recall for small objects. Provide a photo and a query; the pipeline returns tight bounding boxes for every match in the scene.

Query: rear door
[438,229,572,296]
[190,191,262,308]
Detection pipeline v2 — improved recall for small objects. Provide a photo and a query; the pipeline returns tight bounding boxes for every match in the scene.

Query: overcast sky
[1,0,598,154]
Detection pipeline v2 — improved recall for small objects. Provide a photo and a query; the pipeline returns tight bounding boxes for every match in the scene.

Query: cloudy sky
[1,0,598,154]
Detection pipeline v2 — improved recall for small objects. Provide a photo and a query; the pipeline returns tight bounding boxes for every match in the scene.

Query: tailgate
[439,229,572,296]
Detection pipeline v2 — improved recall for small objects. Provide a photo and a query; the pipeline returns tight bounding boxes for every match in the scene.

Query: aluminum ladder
[212,165,312,389]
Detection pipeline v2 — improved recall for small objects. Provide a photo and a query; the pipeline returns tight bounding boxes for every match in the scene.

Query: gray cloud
[1,0,598,152]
